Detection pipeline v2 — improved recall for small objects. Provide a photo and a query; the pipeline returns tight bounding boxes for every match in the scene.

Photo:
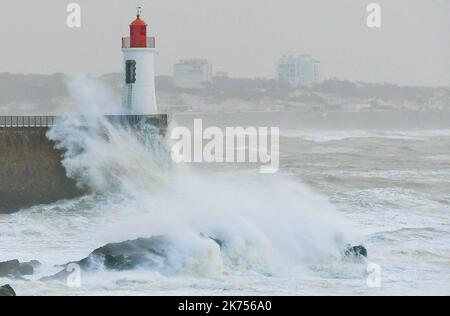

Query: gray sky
[0,0,449,86]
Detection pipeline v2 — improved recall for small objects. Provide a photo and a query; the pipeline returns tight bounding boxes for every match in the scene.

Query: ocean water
[0,110,449,296]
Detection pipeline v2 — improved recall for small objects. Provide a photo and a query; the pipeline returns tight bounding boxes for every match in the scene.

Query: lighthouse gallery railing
[122,37,155,49]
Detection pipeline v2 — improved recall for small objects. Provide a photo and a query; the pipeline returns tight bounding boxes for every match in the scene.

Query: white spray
[47,77,360,278]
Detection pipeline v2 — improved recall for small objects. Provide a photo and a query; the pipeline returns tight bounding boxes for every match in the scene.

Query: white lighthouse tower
[122,8,158,114]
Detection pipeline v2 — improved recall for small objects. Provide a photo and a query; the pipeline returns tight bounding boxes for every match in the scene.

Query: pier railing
[0,115,167,128]
[0,116,55,127]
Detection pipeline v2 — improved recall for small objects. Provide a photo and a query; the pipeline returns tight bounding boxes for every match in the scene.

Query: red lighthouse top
[130,7,148,48]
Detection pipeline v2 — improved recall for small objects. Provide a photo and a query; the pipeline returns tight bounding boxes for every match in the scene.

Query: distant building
[173,59,213,89]
[276,55,320,88]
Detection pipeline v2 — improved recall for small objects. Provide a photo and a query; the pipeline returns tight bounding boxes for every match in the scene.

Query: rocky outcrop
[0,284,16,296]
[343,245,368,261]
[41,234,229,281]
[42,236,172,281]
[39,236,369,282]
[0,259,40,278]
[80,236,170,269]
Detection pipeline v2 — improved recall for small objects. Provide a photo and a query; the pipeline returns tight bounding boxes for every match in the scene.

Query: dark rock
[25,260,42,269]
[82,236,170,270]
[42,236,171,281]
[344,245,368,261]
[0,284,16,296]
[0,260,20,277]
[0,259,38,278]
[18,263,34,276]
[41,234,227,282]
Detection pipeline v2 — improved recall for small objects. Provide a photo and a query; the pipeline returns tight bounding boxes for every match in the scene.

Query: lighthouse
[122,8,158,114]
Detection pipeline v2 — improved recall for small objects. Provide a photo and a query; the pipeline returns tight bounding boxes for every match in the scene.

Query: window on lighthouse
[126,60,137,84]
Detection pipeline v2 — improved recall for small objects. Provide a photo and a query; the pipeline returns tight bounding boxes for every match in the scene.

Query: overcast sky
[0,0,449,86]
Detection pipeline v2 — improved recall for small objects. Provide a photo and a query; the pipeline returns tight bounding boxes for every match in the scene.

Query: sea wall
[0,128,83,214]
[0,115,168,214]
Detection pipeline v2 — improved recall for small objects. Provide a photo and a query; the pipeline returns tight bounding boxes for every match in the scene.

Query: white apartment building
[276,55,321,88]
[173,59,213,89]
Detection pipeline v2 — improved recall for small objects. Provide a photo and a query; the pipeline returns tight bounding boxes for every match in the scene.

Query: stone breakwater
[0,127,83,214]
[0,115,168,214]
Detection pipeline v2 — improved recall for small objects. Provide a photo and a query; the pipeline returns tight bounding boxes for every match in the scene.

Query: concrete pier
[0,115,168,214]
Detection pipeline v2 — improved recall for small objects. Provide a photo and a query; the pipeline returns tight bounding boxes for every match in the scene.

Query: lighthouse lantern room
[122,7,157,114]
